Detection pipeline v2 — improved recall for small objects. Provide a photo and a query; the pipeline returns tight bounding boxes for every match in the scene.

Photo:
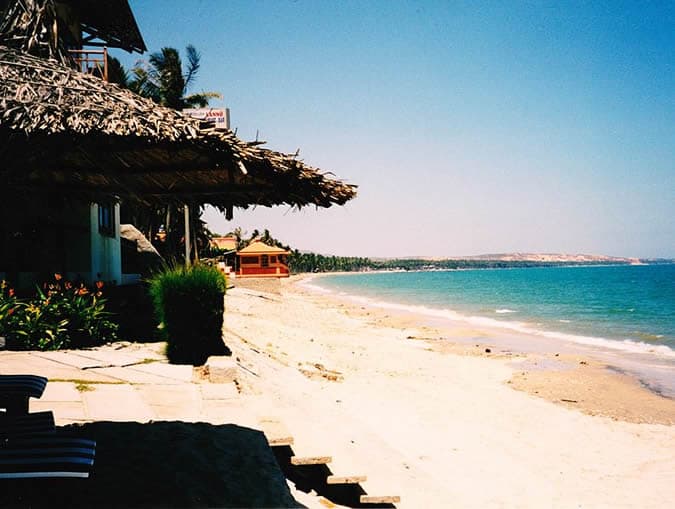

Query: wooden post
[103,47,108,82]
[184,204,191,265]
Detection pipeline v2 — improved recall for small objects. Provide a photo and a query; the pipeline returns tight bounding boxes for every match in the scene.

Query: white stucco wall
[89,203,122,284]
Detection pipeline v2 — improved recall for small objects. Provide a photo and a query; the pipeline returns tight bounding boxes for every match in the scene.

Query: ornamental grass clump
[148,264,228,365]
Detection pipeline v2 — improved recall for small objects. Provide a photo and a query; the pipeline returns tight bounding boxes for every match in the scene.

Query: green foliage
[288,251,373,273]
[148,263,228,365]
[0,276,118,350]
[285,252,635,274]
[128,45,222,110]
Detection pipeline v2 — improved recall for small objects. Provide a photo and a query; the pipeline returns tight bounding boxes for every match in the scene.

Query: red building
[236,241,290,278]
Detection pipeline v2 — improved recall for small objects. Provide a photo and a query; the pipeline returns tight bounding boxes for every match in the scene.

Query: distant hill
[450,253,641,264]
[373,253,650,264]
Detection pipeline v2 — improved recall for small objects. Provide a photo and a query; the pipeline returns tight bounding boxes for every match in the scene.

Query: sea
[307,264,675,396]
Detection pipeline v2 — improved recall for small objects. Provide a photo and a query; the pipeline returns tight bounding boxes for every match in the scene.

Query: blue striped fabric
[0,436,96,479]
[0,375,48,399]
[0,411,56,438]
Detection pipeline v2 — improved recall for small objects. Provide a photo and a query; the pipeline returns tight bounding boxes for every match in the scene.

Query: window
[98,203,114,237]
[261,255,269,268]
[270,256,277,264]
[241,256,259,265]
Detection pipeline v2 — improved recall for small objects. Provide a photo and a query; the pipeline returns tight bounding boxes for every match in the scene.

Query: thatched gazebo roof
[0,45,356,213]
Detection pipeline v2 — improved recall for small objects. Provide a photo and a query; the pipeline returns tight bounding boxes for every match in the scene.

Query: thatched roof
[0,46,357,212]
[0,0,145,54]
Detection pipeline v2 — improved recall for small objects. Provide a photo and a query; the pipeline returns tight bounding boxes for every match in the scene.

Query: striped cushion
[0,411,55,438]
[0,375,49,399]
[0,436,96,479]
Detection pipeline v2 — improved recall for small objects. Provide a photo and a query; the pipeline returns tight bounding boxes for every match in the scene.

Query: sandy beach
[225,276,675,508]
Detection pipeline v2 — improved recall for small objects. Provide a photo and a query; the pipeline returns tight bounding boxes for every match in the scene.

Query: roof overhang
[0,46,356,213]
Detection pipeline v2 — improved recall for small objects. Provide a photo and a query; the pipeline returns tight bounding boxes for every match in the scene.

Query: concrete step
[290,455,332,466]
[326,474,367,485]
[259,417,294,446]
[360,494,400,504]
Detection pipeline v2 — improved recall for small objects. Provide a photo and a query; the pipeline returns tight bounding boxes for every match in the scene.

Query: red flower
[54,273,62,281]
[8,288,14,298]
[77,287,89,296]
[95,280,104,290]
[7,307,15,316]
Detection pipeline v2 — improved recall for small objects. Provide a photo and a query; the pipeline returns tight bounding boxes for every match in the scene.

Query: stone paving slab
[199,399,254,425]
[31,400,87,424]
[67,350,147,367]
[0,354,119,382]
[148,405,204,421]
[200,383,240,400]
[87,366,181,384]
[42,381,81,401]
[33,351,103,369]
[136,384,201,411]
[82,384,155,422]
[129,362,194,382]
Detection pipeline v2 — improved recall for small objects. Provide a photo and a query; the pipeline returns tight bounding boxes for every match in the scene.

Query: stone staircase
[260,417,400,508]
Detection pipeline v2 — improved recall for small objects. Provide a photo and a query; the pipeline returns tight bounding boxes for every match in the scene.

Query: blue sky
[118,1,674,258]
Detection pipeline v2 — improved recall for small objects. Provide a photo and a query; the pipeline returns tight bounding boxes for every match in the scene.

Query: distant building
[210,236,238,252]
[236,241,290,278]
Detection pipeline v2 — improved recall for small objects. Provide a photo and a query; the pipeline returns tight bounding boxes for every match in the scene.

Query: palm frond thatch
[0,45,356,211]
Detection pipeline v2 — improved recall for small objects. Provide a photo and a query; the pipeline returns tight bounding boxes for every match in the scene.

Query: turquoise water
[313,264,675,357]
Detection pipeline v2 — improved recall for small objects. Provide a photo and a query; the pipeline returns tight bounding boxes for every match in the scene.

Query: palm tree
[129,45,220,109]
[118,45,221,261]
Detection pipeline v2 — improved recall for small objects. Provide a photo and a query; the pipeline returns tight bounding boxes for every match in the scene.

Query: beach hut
[0,0,356,289]
[236,241,290,278]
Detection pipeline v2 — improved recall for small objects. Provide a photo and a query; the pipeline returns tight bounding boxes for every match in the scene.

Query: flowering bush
[0,275,118,350]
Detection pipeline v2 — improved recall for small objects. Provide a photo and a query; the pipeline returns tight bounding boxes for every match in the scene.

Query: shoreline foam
[299,273,675,399]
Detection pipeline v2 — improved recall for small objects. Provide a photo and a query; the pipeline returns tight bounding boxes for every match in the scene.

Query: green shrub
[0,276,118,350]
[148,263,228,365]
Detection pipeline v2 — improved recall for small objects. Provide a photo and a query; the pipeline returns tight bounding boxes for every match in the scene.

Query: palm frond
[183,44,201,92]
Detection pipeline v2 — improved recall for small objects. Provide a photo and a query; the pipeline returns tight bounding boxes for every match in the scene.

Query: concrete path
[1,342,247,426]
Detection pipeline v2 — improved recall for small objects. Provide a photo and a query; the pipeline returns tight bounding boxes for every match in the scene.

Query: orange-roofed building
[211,236,238,252]
[236,241,290,278]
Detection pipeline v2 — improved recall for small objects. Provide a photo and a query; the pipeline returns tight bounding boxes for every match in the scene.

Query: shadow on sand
[1,421,304,508]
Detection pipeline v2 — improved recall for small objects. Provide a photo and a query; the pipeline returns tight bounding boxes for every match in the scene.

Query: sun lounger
[0,436,96,479]
[0,411,56,439]
[0,375,49,415]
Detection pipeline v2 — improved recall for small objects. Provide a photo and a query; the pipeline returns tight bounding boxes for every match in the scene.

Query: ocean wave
[298,278,334,294]
[495,309,517,314]
[304,283,675,360]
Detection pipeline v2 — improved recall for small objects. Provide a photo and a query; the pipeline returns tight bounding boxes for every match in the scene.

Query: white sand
[224,278,675,508]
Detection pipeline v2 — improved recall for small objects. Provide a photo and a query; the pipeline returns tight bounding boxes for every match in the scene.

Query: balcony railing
[69,48,108,82]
